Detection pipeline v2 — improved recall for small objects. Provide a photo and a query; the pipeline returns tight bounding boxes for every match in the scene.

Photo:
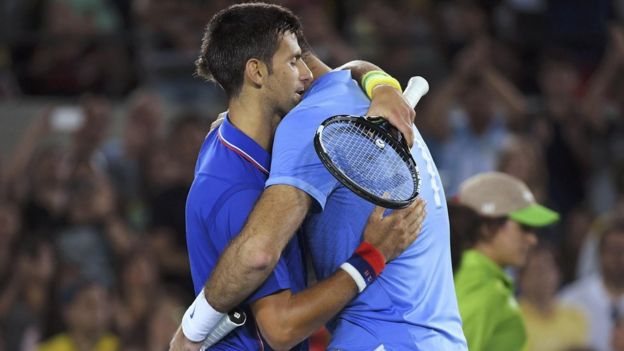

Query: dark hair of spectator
[448,200,507,272]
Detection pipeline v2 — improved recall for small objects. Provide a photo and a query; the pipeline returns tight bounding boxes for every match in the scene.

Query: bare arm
[252,272,356,350]
[252,199,425,350]
[303,54,331,80]
[337,59,381,82]
[169,196,425,351]
[170,187,312,350]
[204,185,312,312]
[339,60,416,146]
[203,185,422,313]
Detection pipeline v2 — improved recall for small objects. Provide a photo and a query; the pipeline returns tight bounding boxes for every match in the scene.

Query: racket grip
[403,76,429,108]
[199,309,247,350]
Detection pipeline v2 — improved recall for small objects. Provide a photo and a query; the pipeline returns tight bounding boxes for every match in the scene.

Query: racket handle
[199,309,247,350]
[403,76,429,108]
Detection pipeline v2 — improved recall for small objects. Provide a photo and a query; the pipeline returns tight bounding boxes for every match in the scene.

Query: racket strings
[321,121,416,201]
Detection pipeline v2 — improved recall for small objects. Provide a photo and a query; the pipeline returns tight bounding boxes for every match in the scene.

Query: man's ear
[245,58,269,88]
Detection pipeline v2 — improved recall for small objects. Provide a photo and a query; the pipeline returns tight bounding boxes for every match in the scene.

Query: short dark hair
[195,2,306,97]
[448,202,481,272]
[448,200,508,271]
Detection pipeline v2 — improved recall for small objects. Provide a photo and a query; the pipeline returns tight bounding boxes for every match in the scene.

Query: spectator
[582,25,624,215]
[2,237,56,351]
[38,280,119,351]
[559,218,624,351]
[518,244,589,351]
[56,163,132,288]
[144,287,188,351]
[15,0,133,95]
[448,199,481,272]
[497,135,549,203]
[101,89,166,230]
[561,206,595,285]
[531,49,591,219]
[422,38,527,195]
[114,248,160,348]
[143,114,209,295]
[20,145,71,237]
[166,112,209,185]
[452,172,559,351]
[68,95,112,168]
[576,201,624,281]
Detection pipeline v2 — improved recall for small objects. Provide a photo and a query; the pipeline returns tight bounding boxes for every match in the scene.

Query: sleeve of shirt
[214,187,295,304]
[266,108,339,210]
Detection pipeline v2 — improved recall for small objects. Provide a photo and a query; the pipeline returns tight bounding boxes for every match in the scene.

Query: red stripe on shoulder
[217,131,269,175]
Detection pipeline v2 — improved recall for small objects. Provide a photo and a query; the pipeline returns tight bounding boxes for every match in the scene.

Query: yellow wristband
[361,70,402,99]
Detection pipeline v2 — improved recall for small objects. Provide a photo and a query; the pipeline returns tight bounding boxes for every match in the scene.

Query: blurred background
[0,0,623,350]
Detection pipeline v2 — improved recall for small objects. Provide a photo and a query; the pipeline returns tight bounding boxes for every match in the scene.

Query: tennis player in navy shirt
[185,115,308,349]
[172,3,425,351]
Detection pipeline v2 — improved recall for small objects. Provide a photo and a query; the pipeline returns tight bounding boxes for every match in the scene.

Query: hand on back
[363,198,426,262]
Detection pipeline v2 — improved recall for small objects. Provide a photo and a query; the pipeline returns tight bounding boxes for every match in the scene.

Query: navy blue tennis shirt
[185,117,307,350]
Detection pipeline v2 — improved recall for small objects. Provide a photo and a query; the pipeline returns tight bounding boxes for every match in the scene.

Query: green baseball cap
[457,172,559,227]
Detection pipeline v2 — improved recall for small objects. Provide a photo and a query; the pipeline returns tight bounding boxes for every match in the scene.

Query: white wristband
[340,262,366,293]
[181,288,225,342]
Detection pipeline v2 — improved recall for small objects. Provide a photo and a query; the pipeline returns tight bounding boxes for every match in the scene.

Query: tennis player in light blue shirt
[267,70,468,350]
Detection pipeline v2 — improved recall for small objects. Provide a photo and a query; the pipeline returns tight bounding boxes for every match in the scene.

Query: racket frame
[314,115,420,209]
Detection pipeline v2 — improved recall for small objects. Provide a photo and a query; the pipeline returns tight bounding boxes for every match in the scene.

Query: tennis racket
[314,76,429,209]
[199,308,246,350]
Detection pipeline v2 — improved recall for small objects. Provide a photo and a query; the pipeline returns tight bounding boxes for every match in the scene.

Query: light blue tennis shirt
[266,70,467,350]
[186,117,307,350]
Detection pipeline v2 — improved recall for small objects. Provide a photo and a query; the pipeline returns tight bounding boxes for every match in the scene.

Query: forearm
[338,60,382,82]
[283,270,357,331]
[252,270,358,350]
[303,54,331,81]
[204,233,275,313]
[252,200,424,350]
[204,185,311,312]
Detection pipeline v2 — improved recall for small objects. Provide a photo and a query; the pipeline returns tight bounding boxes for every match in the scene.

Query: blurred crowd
[0,0,623,350]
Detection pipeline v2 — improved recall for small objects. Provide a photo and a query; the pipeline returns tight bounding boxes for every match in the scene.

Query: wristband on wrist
[361,70,402,99]
[181,288,225,342]
[340,242,386,293]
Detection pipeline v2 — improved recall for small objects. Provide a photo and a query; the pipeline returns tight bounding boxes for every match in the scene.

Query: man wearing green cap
[450,171,559,351]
